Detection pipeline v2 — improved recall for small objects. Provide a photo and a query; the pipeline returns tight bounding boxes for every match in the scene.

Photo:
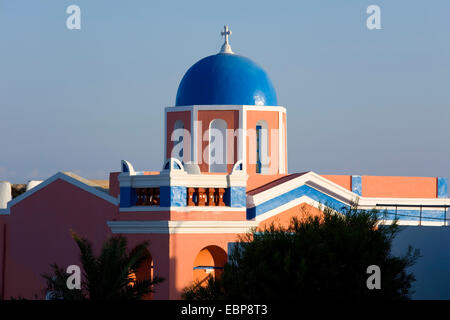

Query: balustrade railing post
[150,188,155,205]
[197,188,206,206]
[419,205,422,226]
[187,187,195,206]
[136,188,143,206]
[444,206,448,227]
[145,188,151,206]
[207,188,216,206]
[217,188,225,206]
[155,188,160,206]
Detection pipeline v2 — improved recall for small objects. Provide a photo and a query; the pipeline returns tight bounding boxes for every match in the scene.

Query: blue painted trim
[160,186,187,207]
[438,177,448,198]
[224,187,246,208]
[351,175,362,196]
[159,186,170,207]
[246,185,349,220]
[119,187,136,208]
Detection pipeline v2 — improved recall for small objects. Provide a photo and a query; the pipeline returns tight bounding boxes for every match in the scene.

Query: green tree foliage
[183,206,419,300]
[43,233,163,300]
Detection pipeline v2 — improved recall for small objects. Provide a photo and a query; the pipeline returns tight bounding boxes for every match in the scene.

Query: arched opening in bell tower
[256,120,269,174]
[208,119,228,173]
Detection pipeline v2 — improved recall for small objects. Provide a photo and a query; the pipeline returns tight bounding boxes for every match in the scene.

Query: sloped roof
[1,172,118,214]
[247,172,308,196]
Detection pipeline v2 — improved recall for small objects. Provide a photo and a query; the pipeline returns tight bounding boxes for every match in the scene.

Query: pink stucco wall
[1,179,117,299]
[320,174,439,198]
[362,176,438,198]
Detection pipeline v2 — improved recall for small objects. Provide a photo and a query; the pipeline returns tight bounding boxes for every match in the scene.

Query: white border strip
[379,220,447,227]
[119,206,245,213]
[165,105,286,113]
[107,220,258,234]
[164,108,168,162]
[278,110,284,174]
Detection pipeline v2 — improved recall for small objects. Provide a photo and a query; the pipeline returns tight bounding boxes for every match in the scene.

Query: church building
[0,26,449,300]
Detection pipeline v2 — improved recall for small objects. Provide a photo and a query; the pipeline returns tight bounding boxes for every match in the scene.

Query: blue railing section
[376,204,449,225]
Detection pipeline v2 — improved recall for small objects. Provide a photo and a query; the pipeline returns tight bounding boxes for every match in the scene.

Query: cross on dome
[219,25,234,54]
[221,25,231,43]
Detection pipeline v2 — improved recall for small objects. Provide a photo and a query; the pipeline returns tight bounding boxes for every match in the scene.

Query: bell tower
[164,26,287,189]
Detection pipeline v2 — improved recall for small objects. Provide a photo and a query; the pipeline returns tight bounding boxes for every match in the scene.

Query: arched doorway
[193,245,227,286]
[130,248,155,300]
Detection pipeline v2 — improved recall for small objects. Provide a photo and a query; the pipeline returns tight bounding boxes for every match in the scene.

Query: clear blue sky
[0,0,449,183]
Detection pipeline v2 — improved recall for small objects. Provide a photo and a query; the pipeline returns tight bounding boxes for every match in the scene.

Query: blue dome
[175,53,277,106]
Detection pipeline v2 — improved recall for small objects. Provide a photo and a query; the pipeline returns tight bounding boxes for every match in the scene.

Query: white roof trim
[247,171,450,209]
[6,172,119,210]
[107,220,258,234]
[247,171,356,207]
[165,105,286,113]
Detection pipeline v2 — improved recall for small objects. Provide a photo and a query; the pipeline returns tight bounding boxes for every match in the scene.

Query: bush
[183,206,419,300]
